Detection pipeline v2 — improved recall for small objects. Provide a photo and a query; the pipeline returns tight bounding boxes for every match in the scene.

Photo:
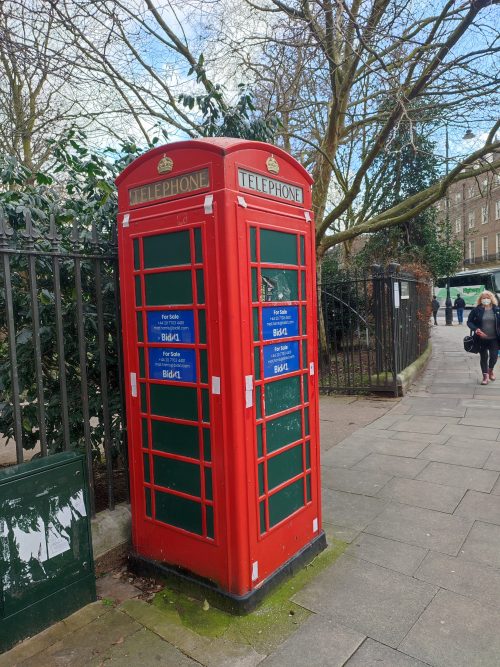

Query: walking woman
[467,291,500,385]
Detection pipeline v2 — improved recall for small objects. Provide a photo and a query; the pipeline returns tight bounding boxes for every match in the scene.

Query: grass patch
[152,537,347,653]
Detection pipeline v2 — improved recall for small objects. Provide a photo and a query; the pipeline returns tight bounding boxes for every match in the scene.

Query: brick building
[438,165,500,268]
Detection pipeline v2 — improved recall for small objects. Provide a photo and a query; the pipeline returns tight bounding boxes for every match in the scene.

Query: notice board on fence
[0,452,96,653]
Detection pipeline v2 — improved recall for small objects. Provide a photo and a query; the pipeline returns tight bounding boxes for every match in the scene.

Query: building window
[468,185,476,199]
[455,218,462,233]
[455,192,461,204]
[482,236,489,257]
[496,233,500,256]
[496,200,500,220]
[495,174,500,187]
[469,240,475,262]
[468,211,475,229]
[481,206,488,224]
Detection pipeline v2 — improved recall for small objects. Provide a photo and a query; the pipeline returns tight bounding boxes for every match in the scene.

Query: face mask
[482,299,491,305]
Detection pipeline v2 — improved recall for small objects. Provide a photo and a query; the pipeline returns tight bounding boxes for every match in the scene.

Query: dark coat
[431,299,440,313]
[467,306,500,339]
[454,297,466,309]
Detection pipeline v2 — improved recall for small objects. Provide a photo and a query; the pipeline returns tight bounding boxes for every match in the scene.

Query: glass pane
[205,467,213,500]
[255,386,262,420]
[200,349,208,384]
[202,389,210,423]
[140,383,147,413]
[142,418,149,448]
[206,504,214,539]
[133,238,140,270]
[252,268,258,302]
[151,419,199,459]
[155,490,202,535]
[137,312,144,342]
[261,269,298,302]
[194,228,203,263]
[302,340,308,368]
[265,376,301,416]
[261,229,297,265]
[153,455,201,497]
[256,424,263,458]
[254,347,261,380]
[143,454,150,483]
[268,478,304,528]
[143,231,190,268]
[253,308,259,341]
[306,441,311,469]
[135,276,142,306]
[198,310,206,343]
[145,271,192,306]
[303,375,309,403]
[301,306,306,335]
[259,501,266,535]
[145,487,152,518]
[203,428,211,461]
[138,347,145,378]
[305,407,310,436]
[300,236,305,266]
[250,227,257,262]
[258,463,265,496]
[196,270,205,304]
[301,271,306,300]
[267,444,303,491]
[306,474,311,502]
[150,384,198,421]
[266,410,302,453]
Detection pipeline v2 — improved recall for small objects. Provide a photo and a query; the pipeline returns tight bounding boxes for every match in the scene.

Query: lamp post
[445,124,453,325]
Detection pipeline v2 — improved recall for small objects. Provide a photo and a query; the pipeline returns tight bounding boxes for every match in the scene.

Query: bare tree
[203,0,500,255]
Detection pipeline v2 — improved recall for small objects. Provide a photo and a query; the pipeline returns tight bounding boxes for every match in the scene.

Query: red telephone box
[116,138,325,610]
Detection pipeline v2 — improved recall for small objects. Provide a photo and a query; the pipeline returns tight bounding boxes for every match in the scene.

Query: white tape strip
[309,362,315,376]
[123,213,130,227]
[130,372,137,397]
[212,376,221,395]
[237,196,247,208]
[304,211,311,222]
[204,194,213,214]
[251,561,259,581]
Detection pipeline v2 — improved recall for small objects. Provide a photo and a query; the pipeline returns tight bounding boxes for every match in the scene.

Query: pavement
[5,319,500,665]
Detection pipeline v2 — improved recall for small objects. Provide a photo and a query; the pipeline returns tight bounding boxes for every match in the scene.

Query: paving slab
[376,477,465,513]
[321,444,371,469]
[346,533,427,576]
[18,608,142,667]
[260,615,364,667]
[368,438,429,458]
[417,461,498,493]
[415,551,500,610]
[96,573,141,604]
[323,522,361,544]
[388,416,457,434]
[454,490,500,525]
[417,443,490,468]
[292,555,437,648]
[388,431,450,445]
[88,627,199,666]
[344,638,429,666]
[458,521,500,569]
[365,414,413,430]
[484,450,500,471]
[321,467,392,496]
[365,503,473,555]
[399,588,500,667]
[321,489,387,531]
[352,453,429,479]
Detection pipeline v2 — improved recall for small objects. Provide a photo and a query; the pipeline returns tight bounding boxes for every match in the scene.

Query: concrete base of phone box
[128,531,327,615]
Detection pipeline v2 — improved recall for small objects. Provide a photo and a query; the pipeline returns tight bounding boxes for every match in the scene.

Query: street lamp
[445,124,453,325]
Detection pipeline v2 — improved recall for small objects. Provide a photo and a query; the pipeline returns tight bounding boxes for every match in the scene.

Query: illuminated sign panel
[238,169,304,204]
[129,168,209,206]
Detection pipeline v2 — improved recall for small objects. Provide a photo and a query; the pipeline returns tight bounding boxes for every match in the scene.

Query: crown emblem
[157,155,173,174]
[266,155,279,174]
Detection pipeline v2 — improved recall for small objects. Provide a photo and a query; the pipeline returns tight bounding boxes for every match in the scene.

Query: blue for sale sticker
[262,306,299,341]
[148,348,196,382]
[147,310,195,343]
[263,341,300,378]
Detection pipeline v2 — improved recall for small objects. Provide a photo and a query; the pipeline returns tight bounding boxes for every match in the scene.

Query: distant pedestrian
[431,296,440,325]
[467,291,500,385]
[454,293,466,325]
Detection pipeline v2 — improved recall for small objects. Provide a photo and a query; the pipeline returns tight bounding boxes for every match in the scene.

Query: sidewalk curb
[397,342,432,396]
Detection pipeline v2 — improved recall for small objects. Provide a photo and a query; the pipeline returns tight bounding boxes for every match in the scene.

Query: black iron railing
[318,266,430,395]
[0,210,127,515]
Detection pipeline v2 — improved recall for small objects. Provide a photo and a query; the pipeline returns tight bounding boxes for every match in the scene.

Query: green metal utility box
[0,452,96,653]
